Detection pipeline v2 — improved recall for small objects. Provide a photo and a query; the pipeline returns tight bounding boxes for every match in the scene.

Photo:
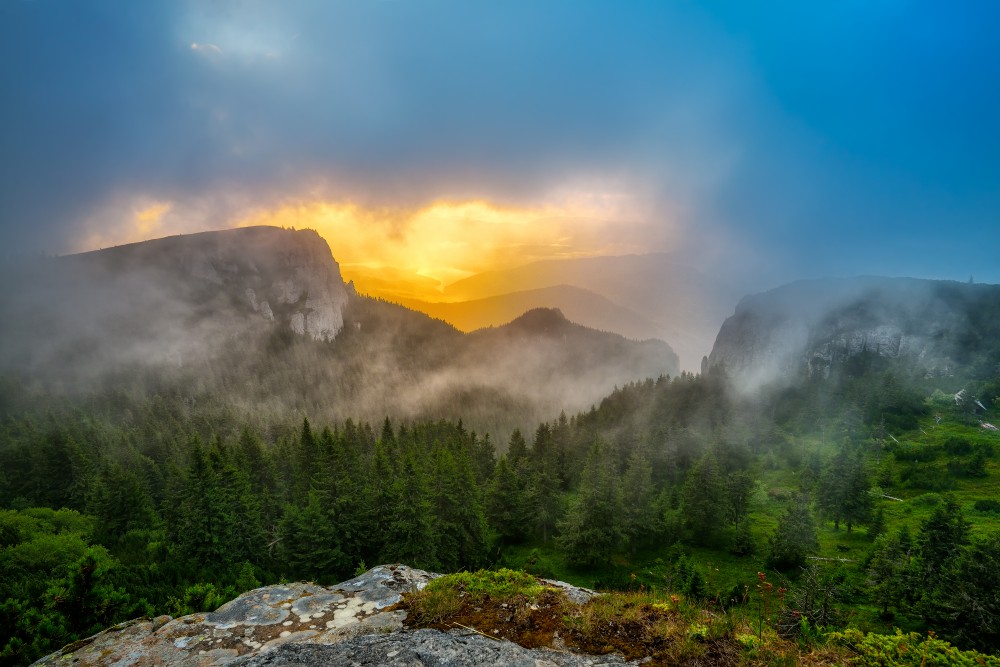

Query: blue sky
[1,1,997,287]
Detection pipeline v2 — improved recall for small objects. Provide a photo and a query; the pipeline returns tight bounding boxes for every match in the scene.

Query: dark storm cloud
[1,0,998,285]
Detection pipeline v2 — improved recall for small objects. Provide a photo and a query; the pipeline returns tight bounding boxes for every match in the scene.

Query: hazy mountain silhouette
[441,253,736,371]
[0,227,679,436]
[395,285,664,341]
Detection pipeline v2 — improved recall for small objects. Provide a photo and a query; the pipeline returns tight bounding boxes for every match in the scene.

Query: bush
[827,628,1000,667]
[975,498,1000,513]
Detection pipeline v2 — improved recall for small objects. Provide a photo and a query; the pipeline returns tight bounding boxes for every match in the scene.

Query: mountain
[0,227,678,435]
[0,226,349,375]
[439,253,737,372]
[395,284,664,341]
[708,276,1000,390]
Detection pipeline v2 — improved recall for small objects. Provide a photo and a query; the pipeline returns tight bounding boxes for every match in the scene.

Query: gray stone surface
[31,565,614,667]
[31,565,436,667]
[229,629,637,667]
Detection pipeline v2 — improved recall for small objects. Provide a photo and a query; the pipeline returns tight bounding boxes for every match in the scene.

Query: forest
[2,345,1000,665]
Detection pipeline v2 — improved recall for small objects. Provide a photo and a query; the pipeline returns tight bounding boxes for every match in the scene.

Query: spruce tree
[556,439,624,566]
[680,452,726,546]
[381,458,438,571]
[485,456,528,544]
[767,494,819,571]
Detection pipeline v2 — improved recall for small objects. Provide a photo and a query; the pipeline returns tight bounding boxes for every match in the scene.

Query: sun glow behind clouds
[238,195,664,301]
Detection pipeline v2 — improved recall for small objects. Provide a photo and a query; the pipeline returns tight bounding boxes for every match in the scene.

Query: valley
[2,228,999,665]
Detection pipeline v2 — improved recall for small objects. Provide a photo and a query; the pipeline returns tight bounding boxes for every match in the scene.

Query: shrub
[827,628,1000,667]
[974,498,1000,513]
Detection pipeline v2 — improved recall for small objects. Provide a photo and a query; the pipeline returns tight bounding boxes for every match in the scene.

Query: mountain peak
[506,307,569,333]
[709,276,1000,390]
[0,226,351,376]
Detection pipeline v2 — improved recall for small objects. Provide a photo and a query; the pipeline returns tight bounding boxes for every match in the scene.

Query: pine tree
[817,443,872,532]
[507,429,529,469]
[279,489,347,582]
[556,439,625,566]
[767,494,819,571]
[429,445,487,571]
[866,531,908,617]
[381,458,438,571]
[621,443,656,550]
[680,452,726,546]
[485,457,528,544]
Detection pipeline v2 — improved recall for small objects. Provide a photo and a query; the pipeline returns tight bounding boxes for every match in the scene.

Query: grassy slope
[495,408,1000,639]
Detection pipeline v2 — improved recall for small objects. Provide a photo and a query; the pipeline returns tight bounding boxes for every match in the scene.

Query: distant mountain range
[356,253,736,372]
[395,285,664,342]
[0,227,679,435]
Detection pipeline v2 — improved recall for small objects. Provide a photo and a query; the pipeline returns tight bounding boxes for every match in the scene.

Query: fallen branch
[451,622,500,641]
[868,491,904,502]
[806,557,857,563]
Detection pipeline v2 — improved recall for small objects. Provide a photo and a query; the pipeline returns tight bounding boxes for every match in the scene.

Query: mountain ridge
[439,253,736,371]
[709,275,1000,390]
[0,226,679,435]
[395,284,666,342]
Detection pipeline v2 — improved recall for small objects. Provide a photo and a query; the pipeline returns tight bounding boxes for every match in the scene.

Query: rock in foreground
[32,565,626,667]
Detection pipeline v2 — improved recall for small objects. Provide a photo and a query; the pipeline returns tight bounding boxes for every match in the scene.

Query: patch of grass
[423,568,545,601]
[403,568,851,666]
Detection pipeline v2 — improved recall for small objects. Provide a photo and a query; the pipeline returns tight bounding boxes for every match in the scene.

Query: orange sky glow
[77,192,673,304]
[238,197,662,300]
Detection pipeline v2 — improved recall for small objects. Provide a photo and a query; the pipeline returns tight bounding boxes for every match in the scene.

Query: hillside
[395,284,665,342]
[440,253,736,372]
[709,277,1000,391]
[0,227,678,436]
[3,269,1000,663]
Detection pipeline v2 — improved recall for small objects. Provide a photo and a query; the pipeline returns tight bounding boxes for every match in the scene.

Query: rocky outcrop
[230,629,634,666]
[95,225,351,341]
[33,565,623,667]
[0,226,350,375]
[708,277,1000,390]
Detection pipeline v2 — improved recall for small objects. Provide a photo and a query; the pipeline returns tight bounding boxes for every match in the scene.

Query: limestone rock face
[31,565,436,667]
[708,277,1000,390]
[0,226,350,375]
[32,566,620,667]
[230,629,636,666]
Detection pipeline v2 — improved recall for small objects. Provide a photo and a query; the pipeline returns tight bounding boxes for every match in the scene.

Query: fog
[0,228,678,441]
[709,276,1000,395]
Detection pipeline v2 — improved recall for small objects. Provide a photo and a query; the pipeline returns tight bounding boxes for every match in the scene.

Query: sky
[1,0,998,295]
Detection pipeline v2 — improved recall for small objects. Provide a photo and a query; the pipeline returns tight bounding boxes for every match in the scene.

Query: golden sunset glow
[76,199,176,254]
[237,196,662,301]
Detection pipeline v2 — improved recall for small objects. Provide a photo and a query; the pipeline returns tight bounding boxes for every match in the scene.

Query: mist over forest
[3,1,1000,665]
[2,227,1000,665]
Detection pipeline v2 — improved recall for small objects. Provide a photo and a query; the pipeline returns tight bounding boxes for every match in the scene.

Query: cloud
[0,1,998,286]
[190,41,222,55]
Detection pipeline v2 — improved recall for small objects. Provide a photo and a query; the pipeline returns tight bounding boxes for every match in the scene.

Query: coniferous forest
[3,345,1000,665]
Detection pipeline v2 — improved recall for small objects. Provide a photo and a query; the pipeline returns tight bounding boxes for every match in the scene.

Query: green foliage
[920,530,1000,652]
[817,443,873,532]
[556,439,624,567]
[828,628,1000,667]
[767,495,819,571]
[167,582,235,616]
[424,568,544,600]
[680,452,726,546]
[485,457,529,544]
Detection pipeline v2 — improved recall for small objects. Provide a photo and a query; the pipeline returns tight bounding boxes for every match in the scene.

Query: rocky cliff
[708,277,1000,390]
[0,227,680,434]
[0,226,350,374]
[32,565,631,667]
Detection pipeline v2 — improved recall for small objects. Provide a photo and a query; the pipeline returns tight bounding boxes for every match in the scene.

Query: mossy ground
[402,569,851,666]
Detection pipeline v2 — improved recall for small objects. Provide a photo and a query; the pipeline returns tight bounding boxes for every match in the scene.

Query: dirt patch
[402,586,744,667]
[403,589,570,648]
